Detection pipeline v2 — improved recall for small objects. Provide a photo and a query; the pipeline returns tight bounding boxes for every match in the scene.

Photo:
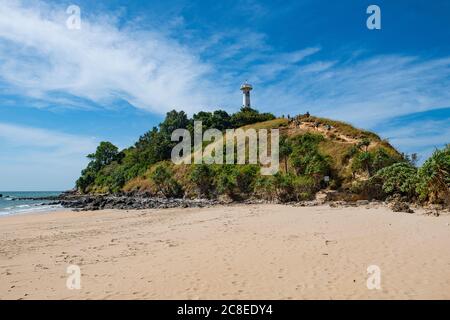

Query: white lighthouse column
[243,91,250,107]
[240,82,253,108]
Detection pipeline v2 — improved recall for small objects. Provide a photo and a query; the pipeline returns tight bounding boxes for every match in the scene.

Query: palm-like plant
[417,145,450,204]
[279,136,292,173]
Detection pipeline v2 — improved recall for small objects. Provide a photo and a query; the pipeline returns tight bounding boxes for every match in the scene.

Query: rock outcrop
[58,195,220,211]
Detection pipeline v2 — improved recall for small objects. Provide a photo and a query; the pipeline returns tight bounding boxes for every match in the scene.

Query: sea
[0,191,63,216]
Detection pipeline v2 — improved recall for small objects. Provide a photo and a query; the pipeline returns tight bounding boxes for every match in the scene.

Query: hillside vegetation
[76,107,449,206]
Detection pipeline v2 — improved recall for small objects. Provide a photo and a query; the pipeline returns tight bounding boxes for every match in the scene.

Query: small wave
[0,204,64,216]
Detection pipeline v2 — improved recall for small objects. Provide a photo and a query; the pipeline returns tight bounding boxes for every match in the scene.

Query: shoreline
[0,205,70,219]
[0,197,447,219]
[1,204,449,299]
[2,194,448,218]
[3,189,448,215]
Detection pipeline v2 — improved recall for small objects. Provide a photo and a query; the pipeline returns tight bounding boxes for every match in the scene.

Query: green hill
[75,107,449,206]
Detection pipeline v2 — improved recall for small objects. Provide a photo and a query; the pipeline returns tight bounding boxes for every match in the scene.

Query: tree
[134,110,191,165]
[193,111,214,129]
[372,148,399,172]
[410,153,419,166]
[87,141,120,169]
[157,110,192,158]
[76,168,96,193]
[212,110,232,130]
[159,110,190,136]
[75,141,121,193]
[351,147,399,177]
[192,110,231,131]
[135,127,171,165]
[230,106,275,128]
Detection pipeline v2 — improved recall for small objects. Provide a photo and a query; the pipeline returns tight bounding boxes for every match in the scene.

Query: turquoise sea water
[0,191,63,216]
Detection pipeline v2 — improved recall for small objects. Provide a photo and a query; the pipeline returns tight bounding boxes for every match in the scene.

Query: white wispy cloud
[0,0,229,114]
[252,54,450,129]
[2,0,449,126]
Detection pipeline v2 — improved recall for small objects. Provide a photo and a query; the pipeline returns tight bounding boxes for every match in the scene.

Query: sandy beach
[0,204,449,300]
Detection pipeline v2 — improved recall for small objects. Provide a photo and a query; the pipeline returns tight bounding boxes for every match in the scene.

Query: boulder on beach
[390,201,414,213]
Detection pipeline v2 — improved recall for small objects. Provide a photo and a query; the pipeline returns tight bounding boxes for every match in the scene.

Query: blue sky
[0,0,449,190]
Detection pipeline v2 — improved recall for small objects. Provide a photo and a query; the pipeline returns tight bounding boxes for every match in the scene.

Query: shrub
[257,173,317,202]
[350,179,385,200]
[234,165,259,195]
[351,151,373,176]
[372,148,400,172]
[288,133,330,177]
[290,149,331,177]
[272,173,296,202]
[344,145,359,163]
[351,147,400,177]
[150,163,182,197]
[254,175,277,200]
[214,165,237,197]
[371,162,418,199]
[107,164,127,193]
[292,175,317,200]
[190,164,214,197]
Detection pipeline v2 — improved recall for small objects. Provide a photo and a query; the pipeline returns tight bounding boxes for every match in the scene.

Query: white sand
[0,204,449,299]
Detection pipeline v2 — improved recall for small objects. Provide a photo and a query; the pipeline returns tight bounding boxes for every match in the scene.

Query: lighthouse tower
[240,82,253,108]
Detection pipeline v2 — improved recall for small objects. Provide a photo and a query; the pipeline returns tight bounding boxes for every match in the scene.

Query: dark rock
[390,201,414,213]
[356,200,370,206]
[57,194,221,211]
[292,200,319,207]
[425,210,440,217]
